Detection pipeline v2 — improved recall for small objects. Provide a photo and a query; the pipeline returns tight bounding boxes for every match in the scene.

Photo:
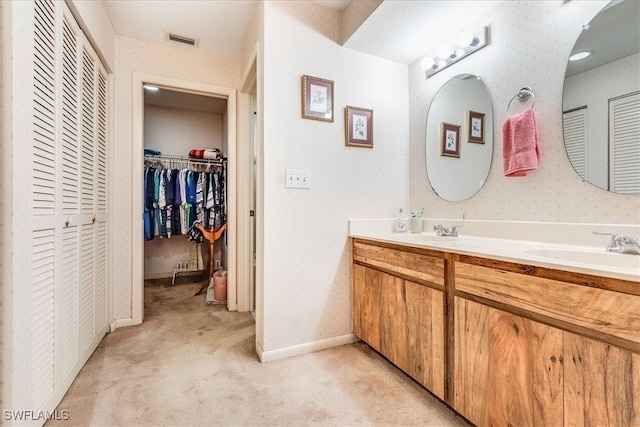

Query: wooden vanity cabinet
[454,257,640,427]
[352,240,447,399]
[352,238,640,427]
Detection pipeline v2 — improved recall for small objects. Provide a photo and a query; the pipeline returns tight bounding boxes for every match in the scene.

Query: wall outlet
[285,168,311,189]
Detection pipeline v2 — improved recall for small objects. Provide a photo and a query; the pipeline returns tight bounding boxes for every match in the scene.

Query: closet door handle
[64,218,71,228]
[92,216,96,224]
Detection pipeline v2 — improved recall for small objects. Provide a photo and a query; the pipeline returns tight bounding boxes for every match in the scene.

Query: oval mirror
[425,74,493,201]
[562,0,640,194]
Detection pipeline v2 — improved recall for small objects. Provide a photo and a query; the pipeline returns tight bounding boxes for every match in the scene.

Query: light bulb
[421,57,436,70]
[438,46,453,60]
[457,31,473,47]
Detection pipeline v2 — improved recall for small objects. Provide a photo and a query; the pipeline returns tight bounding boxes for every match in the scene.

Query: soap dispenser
[396,208,407,233]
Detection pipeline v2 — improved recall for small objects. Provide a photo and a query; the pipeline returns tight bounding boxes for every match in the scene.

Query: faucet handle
[448,225,464,237]
[593,231,624,252]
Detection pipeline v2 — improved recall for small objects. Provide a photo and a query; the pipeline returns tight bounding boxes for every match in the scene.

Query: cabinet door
[353,264,445,398]
[353,263,385,352]
[564,332,640,426]
[397,278,445,398]
[454,298,564,426]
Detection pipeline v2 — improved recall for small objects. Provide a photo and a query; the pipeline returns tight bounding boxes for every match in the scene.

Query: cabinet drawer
[455,262,640,351]
[353,240,445,288]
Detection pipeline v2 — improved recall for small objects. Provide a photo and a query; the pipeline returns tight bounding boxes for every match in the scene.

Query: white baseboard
[259,334,360,363]
[109,317,134,332]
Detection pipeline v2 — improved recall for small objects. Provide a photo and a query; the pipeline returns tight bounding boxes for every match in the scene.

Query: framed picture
[301,75,334,122]
[441,122,460,157]
[345,106,374,148]
[467,110,485,143]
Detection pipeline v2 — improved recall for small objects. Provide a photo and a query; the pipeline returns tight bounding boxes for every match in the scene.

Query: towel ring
[507,87,535,113]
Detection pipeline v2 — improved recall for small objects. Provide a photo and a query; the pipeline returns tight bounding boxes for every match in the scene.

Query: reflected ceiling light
[569,51,591,61]
[421,26,490,79]
[143,84,159,91]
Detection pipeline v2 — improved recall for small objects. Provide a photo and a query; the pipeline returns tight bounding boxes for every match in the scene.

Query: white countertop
[349,219,640,283]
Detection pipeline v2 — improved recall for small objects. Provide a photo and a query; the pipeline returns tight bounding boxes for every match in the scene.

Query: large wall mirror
[562,0,639,195]
[425,74,493,201]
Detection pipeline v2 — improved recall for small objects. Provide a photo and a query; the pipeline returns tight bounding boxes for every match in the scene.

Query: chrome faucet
[433,224,463,237]
[593,231,640,255]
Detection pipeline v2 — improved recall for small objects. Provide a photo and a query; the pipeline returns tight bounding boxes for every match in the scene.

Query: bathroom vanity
[350,219,640,426]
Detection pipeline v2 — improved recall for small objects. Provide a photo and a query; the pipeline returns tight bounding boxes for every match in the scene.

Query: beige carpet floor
[47,281,469,427]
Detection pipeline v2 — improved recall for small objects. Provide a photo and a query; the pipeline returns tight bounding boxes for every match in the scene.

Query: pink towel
[502,108,541,177]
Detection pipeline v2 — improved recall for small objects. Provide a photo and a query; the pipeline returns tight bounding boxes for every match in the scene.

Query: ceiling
[102,0,504,65]
[565,0,640,77]
[343,1,503,64]
[107,0,636,112]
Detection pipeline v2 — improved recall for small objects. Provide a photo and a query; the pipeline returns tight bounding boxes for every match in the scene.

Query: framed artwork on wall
[345,106,373,148]
[301,75,334,122]
[467,110,485,143]
[441,122,460,157]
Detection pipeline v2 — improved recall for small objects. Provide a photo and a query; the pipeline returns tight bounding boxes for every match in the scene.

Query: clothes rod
[144,154,226,167]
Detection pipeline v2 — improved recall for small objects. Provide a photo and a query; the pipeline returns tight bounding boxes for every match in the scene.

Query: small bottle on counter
[396,208,407,233]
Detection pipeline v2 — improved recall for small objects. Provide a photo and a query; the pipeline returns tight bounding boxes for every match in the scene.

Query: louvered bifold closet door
[60,10,81,391]
[609,92,640,194]
[562,108,587,181]
[27,0,110,418]
[32,0,58,412]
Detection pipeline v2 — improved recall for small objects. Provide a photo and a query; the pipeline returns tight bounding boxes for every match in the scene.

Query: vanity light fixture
[143,84,160,91]
[421,26,490,79]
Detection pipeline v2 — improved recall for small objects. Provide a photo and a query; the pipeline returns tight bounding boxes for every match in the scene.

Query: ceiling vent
[165,32,199,48]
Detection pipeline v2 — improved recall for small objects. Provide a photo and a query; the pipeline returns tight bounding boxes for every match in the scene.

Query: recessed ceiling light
[569,51,591,61]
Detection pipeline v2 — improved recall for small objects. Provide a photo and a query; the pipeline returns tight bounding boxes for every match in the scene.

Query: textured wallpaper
[409,0,639,224]
[261,1,409,352]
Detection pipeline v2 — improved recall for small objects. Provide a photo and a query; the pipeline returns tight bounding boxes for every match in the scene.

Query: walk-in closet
[143,86,229,305]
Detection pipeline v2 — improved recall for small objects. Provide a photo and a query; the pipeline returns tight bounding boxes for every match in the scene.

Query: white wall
[260,1,409,353]
[112,36,238,320]
[563,52,640,190]
[144,105,224,155]
[409,0,639,224]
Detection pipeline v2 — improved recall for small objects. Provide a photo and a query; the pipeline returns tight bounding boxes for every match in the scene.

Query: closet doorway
[132,74,239,324]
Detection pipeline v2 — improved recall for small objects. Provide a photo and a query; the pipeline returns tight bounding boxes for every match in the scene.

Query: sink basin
[526,248,640,270]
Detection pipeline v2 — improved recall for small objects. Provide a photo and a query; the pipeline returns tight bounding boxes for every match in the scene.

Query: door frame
[131,72,238,323]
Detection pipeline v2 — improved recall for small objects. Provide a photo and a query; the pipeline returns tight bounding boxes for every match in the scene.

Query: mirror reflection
[426,74,493,201]
[562,0,640,194]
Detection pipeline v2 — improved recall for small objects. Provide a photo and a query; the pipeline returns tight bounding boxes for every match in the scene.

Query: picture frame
[345,106,374,148]
[441,122,460,157]
[467,110,485,143]
[301,75,334,122]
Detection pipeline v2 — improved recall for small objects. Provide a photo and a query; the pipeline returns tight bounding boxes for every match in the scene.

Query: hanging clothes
[143,162,227,241]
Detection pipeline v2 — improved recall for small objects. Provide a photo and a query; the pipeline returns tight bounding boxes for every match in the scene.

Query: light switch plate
[285,168,311,189]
